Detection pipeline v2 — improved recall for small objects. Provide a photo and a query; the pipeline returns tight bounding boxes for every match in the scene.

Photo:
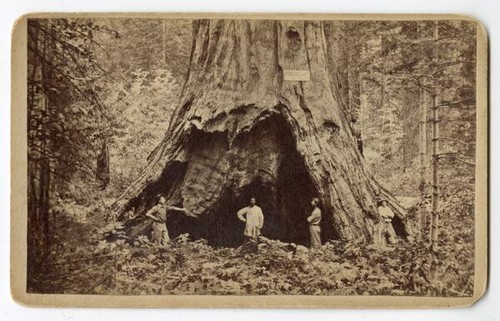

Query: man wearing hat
[377,198,397,245]
[145,195,191,246]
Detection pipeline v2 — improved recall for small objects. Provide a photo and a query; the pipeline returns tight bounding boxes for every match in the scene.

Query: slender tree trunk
[431,93,440,251]
[27,22,40,274]
[162,20,167,66]
[27,20,52,279]
[97,137,110,189]
[430,22,440,252]
[114,20,406,244]
[417,86,428,241]
[380,72,388,159]
[417,22,429,242]
[27,20,59,284]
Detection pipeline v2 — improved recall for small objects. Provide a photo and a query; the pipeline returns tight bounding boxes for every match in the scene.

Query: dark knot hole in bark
[286,27,302,52]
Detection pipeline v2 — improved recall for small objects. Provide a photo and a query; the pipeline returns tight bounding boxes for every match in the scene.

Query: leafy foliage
[100,68,181,191]
[30,200,473,297]
[355,20,477,186]
[93,19,192,84]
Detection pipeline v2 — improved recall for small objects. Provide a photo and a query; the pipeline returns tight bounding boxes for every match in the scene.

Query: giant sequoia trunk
[113,19,406,246]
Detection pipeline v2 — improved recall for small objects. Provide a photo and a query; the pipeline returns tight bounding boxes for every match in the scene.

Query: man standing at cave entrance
[307,197,322,248]
[377,199,397,246]
[145,195,191,246]
[237,197,264,243]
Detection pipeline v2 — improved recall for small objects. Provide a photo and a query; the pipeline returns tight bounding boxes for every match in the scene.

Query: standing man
[377,198,397,246]
[307,197,322,248]
[237,197,264,243]
[145,195,191,246]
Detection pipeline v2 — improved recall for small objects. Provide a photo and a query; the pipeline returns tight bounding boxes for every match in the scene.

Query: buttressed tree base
[113,19,406,246]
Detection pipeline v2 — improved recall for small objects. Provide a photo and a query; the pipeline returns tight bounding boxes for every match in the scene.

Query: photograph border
[10,12,488,308]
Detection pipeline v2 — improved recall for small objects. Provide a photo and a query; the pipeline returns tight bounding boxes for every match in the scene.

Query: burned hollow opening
[163,113,339,247]
[122,161,188,239]
[131,161,188,216]
[391,214,408,240]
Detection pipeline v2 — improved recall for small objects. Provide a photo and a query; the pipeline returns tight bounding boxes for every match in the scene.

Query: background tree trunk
[430,22,441,252]
[431,93,440,251]
[113,19,406,246]
[96,137,110,189]
[417,86,429,241]
[27,19,53,282]
[401,22,421,165]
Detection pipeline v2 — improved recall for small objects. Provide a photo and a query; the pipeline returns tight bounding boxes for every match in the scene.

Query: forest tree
[113,19,406,246]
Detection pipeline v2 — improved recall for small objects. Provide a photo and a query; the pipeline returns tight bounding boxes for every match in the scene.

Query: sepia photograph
[10,13,487,307]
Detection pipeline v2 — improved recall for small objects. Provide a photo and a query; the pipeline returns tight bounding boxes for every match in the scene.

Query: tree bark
[417,23,429,242]
[401,22,421,165]
[27,19,53,281]
[96,137,110,189]
[430,22,441,252]
[113,19,406,244]
[417,86,429,241]
[431,93,440,251]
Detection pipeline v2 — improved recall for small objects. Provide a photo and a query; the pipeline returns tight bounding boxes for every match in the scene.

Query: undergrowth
[29,200,474,296]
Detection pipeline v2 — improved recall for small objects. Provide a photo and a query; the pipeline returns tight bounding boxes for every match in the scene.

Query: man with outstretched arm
[145,195,192,246]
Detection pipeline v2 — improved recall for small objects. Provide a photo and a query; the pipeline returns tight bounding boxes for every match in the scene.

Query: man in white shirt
[237,197,264,243]
[377,199,397,245]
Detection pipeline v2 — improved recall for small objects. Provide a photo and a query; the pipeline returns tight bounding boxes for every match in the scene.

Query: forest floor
[28,197,474,297]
